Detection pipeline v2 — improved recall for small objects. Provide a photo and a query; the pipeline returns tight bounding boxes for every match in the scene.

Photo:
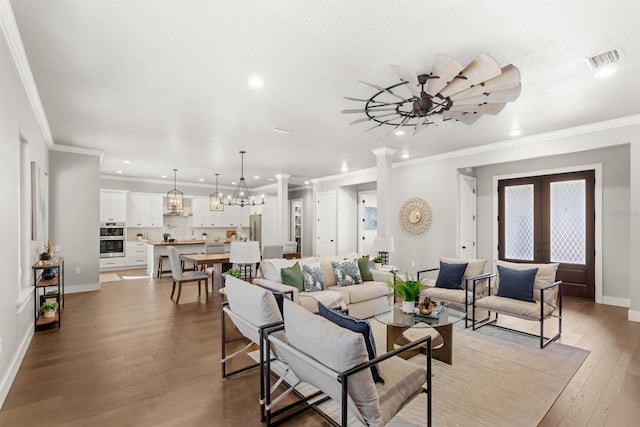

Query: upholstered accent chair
[166,246,209,303]
[418,257,491,328]
[473,260,563,348]
[264,299,433,426]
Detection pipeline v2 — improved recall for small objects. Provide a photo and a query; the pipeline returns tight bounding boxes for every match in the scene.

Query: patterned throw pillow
[331,259,363,286]
[302,262,325,292]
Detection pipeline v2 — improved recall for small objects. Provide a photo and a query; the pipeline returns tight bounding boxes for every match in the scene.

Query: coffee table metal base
[386,323,454,365]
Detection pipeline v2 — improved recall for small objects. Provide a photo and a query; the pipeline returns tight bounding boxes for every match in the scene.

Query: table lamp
[374,236,394,265]
[229,241,261,280]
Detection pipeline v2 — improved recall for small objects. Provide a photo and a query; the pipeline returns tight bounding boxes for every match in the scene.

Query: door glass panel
[504,184,534,260]
[550,179,586,264]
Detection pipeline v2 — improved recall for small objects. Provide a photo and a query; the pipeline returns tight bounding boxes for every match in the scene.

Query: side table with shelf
[32,257,64,330]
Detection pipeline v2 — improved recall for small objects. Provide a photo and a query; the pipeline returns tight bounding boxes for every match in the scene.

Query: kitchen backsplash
[127,217,229,241]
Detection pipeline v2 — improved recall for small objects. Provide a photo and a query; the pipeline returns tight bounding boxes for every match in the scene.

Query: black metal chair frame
[472,279,563,348]
[417,268,495,328]
[264,324,433,427]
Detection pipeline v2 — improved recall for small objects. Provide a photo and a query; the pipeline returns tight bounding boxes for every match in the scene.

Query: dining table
[179,251,300,268]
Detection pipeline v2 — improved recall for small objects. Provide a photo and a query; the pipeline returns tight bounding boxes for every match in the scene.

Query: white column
[274,174,290,243]
[372,147,396,238]
[629,141,640,322]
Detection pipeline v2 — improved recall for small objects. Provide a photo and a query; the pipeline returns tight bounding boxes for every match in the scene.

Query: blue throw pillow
[496,265,538,302]
[317,303,384,384]
[435,261,468,289]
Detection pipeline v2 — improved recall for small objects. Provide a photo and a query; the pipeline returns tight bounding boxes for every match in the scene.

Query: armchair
[264,299,432,426]
[418,257,490,328]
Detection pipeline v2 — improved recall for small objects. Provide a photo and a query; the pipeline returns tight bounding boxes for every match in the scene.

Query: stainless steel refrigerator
[249,214,262,246]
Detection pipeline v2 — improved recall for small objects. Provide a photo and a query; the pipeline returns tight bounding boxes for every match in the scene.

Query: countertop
[144,240,232,246]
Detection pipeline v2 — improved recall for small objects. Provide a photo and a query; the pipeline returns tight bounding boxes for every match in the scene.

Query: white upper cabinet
[223,204,249,228]
[100,190,127,222]
[127,193,163,227]
[192,196,224,227]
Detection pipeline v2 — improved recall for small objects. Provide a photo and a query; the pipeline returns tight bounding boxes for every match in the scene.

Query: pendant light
[209,173,224,211]
[167,168,183,212]
[226,151,264,207]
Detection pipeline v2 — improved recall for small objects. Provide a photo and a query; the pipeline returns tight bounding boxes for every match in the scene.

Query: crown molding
[310,166,376,184]
[51,143,104,159]
[0,0,53,147]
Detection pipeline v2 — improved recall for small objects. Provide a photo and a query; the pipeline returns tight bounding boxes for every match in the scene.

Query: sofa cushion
[496,265,537,302]
[358,255,374,282]
[435,261,468,289]
[318,302,384,384]
[423,287,473,305]
[440,256,487,290]
[260,258,297,282]
[332,259,363,286]
[376,357,427,425]
[495,260,560,308]
[302,262,325,291]
[476,295,556,319]
[331,282,390,305]
[283,299,381,424]
[281,261,304,292]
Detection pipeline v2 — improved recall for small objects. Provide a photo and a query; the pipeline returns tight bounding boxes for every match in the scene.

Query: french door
[498,170,595,300]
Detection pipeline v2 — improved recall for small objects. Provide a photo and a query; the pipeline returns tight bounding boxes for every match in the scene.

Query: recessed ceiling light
[254,176,260,179]
[198,178,204,182]
[248,75,264,88]
[161,175,167,178]
[594,68,617,78]
[401,152,410,159]
[395,130,405,136]
[116,170,123,174]
[510,129,522,137]
[123,160,131,164]
[271,127,290,134]
[341,165,349,172]
[304,181,310,185]
[267,178,274,181]
[231,181,237,185]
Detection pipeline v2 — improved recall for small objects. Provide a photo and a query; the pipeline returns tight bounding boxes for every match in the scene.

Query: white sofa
[254,252,394,319]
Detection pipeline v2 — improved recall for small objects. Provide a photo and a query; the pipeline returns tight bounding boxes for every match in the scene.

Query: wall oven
[100,222,126,258]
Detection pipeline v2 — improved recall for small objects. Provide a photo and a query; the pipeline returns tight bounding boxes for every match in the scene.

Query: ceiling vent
[585,46,624,71]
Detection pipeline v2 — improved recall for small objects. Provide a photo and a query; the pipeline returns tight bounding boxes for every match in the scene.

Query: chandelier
[343,54,521,135]
[166,168,183,212]
[209,173,224,211]
[226,151,264,207]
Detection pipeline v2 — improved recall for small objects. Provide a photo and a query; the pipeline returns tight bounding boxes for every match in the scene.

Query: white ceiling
[10,0,640,189]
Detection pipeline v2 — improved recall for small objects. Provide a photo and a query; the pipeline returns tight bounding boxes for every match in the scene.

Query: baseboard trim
[0,323,33,410]
[601,296,630,308]
[629,310,640,323]
[65,282,100,293]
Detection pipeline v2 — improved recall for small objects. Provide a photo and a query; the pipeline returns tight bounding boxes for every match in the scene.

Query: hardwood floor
[1,272,639,426]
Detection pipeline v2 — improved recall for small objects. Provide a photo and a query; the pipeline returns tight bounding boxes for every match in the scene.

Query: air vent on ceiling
[585,46,624,71]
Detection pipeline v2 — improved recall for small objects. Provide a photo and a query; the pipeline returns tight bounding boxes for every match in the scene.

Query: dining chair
[205,242,227,292]
[262,245,283,260]
[167,246,209,303]
[283,241,297,253]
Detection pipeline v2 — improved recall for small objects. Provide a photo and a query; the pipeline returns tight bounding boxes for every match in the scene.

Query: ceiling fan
[342,54,521,135]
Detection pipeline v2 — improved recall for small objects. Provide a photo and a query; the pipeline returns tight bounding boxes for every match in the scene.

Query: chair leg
[205,278,209,302]
[170,280,176,300]
[157,256,163,278]
[176,283,182,303]
[198,280,201,296]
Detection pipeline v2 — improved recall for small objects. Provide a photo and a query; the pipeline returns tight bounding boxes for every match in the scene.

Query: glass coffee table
[374,303,465,365]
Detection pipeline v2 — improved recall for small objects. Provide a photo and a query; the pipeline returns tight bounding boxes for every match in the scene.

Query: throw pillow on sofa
[331,259,363,286]
[281,261,304,292]
[358,255,374,282]
[302,262,325,291]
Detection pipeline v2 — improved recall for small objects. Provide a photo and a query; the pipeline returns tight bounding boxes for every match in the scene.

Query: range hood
[163,197,193,216]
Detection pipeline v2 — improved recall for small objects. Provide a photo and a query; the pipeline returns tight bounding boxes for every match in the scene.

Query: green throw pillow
[281,262,304,292]
[358,256,373,282]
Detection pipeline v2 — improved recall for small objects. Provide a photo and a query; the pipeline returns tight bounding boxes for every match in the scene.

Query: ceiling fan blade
[359,80,411,102]
[386,115,411,136]
[451,85,522,105]
[413,116,431,135]
[341,108,397,114]
[349,111,397,125]
[442,111,483,125]
[390,65,421,97]
[439,54,502,98]
[426,55,464,96]
[449,102,506,115]
[449,64,521,101]
[364,117,397,132]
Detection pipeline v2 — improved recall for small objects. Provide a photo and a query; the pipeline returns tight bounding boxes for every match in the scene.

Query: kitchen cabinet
[100,190,127,222]
[126,241,148,266]
[128,193,163,227]
[223,204,249,228]
[192,196,223,227]
[100,257,126,269]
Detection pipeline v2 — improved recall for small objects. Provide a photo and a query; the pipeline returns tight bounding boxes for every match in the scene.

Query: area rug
[99,273,121,282]
[370,321,590,426]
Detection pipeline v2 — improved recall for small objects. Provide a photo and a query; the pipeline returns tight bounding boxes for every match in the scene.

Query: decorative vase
[402,300,415,314]
[43,310,55,318]
[374,263,382,270]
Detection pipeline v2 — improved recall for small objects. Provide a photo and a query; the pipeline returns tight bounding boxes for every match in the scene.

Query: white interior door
[357,191,377,257]
[316,191,336,256]
[459,175,477,259]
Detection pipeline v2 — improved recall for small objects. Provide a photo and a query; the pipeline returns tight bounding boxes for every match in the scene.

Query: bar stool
[181,254,198,272]
[157,255,171,278]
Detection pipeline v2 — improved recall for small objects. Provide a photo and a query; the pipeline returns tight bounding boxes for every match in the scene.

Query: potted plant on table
[163,232,170,242]
[201,232,208,240]
[387,275,423,314]
[136,232,144,241]
[373,256,383,270]
[227,268,241,279]
[40,301,59,318]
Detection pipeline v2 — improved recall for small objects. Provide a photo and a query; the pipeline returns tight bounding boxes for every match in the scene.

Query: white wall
[0,7,50,407]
